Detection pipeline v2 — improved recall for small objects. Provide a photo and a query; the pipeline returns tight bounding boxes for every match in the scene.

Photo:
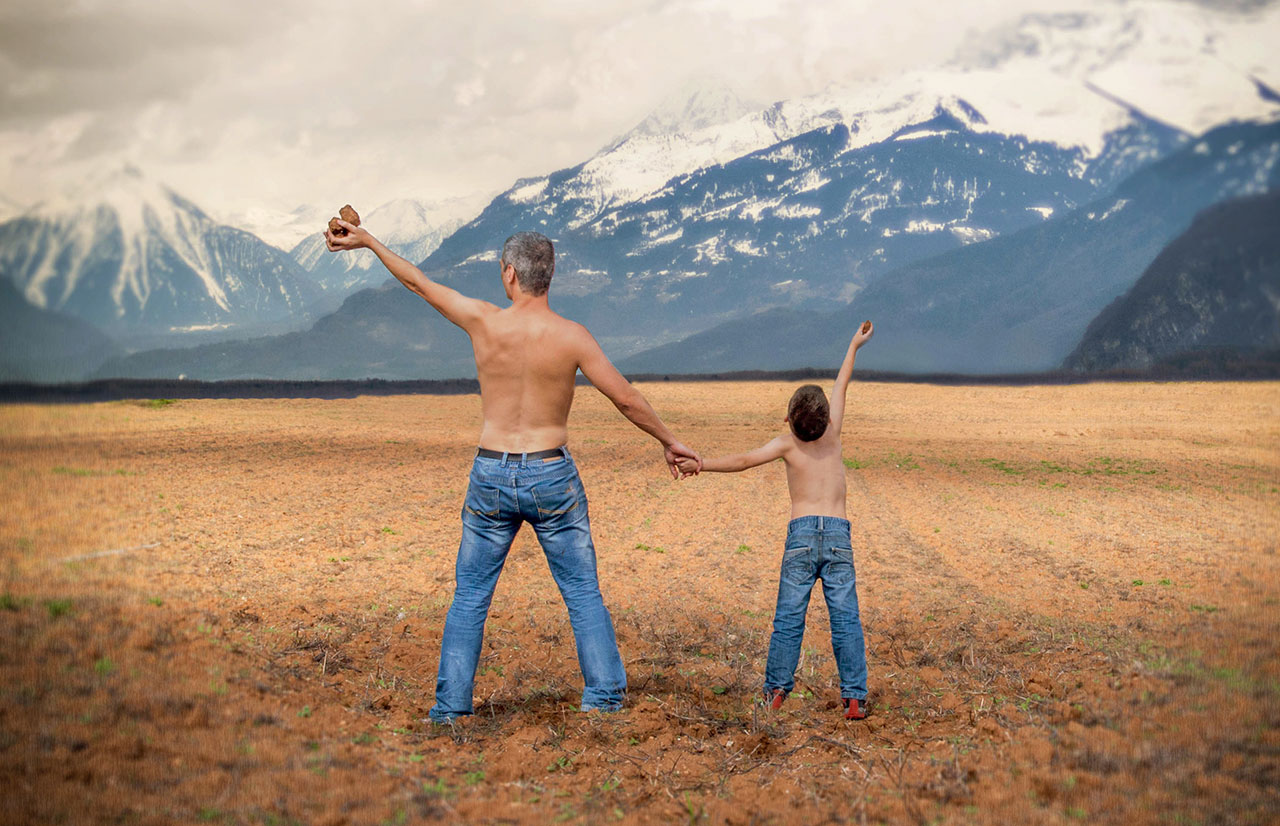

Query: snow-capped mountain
[424,104,1186,354]
[289,196,479,296]
[494,0,1278,228]
[0,166,322,343]
[620,119,1280,376]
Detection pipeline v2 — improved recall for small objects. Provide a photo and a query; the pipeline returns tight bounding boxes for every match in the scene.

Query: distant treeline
[2,349,1276,404]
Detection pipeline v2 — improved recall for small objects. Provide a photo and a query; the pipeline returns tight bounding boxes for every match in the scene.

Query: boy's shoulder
[773,431,798,458]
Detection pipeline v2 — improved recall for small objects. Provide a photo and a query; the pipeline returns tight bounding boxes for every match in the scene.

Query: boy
[676,319,875,719]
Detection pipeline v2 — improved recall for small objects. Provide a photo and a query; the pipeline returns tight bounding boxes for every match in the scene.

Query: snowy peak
[0,166,320,340]
[951,1,1280,134]
[620,82,755,142]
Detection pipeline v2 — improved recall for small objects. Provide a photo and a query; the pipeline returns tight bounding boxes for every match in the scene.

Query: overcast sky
[0,0,1274,231]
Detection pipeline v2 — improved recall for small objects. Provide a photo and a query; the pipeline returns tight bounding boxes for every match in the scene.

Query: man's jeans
[428,449,627,720]
[763,516,868,700]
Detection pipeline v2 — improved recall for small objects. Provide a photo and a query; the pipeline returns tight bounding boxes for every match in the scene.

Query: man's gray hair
[501,231,555,296]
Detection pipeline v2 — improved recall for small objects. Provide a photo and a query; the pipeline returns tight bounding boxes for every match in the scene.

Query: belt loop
[519,452,528,469]
[500,451,510,467]
[818,516,824,532]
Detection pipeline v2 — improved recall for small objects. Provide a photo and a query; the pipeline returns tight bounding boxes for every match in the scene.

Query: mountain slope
[0,167,322,344]
[619,119,1280,375]
[1064,190,1280,371]
[93,280,474,381]
[423,109,1184,354]
[0,279,120,382]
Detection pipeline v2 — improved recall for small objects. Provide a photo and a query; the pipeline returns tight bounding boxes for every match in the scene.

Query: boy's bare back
[775,429,851,519]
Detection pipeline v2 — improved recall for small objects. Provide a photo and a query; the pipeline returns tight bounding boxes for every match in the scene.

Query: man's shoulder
[549,314,595,346]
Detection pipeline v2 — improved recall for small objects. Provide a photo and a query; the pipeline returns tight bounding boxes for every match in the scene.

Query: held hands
[325,220,373,252]
[853,319,874,349]
[673,455,701,477]
[664,441,702,480]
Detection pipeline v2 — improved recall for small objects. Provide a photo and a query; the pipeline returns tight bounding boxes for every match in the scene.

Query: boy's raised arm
[828,320,873,433]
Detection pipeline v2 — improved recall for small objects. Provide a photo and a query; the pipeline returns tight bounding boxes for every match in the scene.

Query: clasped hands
[665,442,702,480]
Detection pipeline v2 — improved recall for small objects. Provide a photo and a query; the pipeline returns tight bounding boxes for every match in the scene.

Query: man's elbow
[613,394,640,417]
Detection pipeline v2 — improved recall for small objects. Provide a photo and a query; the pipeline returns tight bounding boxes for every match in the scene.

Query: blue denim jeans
[763,516,867,700]
[428,448,627,720]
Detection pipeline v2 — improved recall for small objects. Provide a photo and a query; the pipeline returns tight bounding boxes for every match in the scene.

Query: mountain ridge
[1064,190,1280,371]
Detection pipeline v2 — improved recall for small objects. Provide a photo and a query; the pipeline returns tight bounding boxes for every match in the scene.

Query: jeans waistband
[787,515,851,534]
[472,445,571,469]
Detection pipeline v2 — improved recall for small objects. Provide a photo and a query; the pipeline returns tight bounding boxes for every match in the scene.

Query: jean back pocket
[462,483,501,523]
[530,475,586,525]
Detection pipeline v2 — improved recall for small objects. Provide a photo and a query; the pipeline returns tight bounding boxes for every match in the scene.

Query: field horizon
[1,381,1277,824]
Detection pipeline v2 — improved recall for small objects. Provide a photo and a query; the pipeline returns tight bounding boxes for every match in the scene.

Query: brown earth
[0,381,1277,825]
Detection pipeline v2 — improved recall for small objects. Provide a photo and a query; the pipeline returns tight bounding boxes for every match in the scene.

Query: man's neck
[508,292,551,312]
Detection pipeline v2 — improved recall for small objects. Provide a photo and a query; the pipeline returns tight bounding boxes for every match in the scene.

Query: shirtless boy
[325,222,701,720]
[676,320,874,719]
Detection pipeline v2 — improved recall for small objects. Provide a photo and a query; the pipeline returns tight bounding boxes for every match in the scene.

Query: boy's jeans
[428,448,627,721]
[763,516,868,700]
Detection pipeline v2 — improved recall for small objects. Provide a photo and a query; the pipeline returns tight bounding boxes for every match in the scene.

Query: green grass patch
[980,458,1024,475]
[142,398,177,408]
[44,598,73,618]
[886,451,921,470]
[52,465,96,477]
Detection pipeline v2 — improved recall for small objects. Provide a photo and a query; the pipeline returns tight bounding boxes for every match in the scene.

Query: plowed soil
[1,381,1277,825]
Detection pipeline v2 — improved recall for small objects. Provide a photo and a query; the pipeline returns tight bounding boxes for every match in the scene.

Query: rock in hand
[327,204,361,237]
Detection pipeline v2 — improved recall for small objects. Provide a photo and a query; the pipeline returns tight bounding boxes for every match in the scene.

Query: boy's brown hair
[787,384,829,442]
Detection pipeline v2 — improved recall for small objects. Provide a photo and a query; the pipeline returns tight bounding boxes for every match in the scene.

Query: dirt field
[1,381,1277,825]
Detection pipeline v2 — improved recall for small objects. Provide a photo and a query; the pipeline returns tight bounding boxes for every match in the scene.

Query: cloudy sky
[0,0,1275,241]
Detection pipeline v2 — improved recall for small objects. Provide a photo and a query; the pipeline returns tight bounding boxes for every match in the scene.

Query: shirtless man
[325,223,701,719]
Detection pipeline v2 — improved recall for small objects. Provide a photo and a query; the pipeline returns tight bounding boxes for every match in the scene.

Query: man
[325,222,701,719]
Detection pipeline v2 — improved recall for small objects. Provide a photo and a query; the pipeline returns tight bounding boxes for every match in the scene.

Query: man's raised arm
[828,320,874,434]
[574,326,701,479]
[326,220,490,332]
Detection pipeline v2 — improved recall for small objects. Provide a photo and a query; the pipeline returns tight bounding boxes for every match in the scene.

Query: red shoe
[763,689,787,710]
[842,698,867,720]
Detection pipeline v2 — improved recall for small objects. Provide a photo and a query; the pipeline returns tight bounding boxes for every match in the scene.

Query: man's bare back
[470,304,580,452]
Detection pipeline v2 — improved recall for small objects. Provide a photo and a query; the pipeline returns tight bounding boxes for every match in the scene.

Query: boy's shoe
[842,698,868,720]
[762,689,787,710]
